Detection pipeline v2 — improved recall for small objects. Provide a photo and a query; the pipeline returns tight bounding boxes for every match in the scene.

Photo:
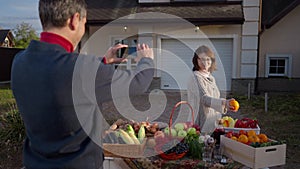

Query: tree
[13,22,39,48]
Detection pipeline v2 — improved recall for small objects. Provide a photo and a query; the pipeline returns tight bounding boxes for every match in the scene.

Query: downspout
[254,0,264,94]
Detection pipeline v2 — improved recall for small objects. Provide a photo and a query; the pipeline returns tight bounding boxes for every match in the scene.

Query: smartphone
[118,46,136,58]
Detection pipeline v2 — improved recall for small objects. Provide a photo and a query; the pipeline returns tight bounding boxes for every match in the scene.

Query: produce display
[103,119,159,145]
[220,116,258,128]
[102,99,285,169]
[224,129,285,148]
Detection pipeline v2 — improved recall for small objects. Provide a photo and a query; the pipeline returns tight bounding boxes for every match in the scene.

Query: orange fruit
[247,130,257,137]
[229,100,239,111]
[238,134,248,144]
[258,134,268,143]
[231,136,238,141]
[248,135,260,143]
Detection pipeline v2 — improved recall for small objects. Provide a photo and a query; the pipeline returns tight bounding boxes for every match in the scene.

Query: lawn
[0,86,299,169]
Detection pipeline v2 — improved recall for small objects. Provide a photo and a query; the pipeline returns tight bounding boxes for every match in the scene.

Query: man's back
[12,40,103,169]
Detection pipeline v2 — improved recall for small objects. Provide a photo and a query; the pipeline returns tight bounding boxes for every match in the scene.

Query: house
[258,0,300,92]
[82,0,263,94]
[0,29,14,48]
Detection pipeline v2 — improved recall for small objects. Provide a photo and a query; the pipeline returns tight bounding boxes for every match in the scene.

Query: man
[11,0,154,168]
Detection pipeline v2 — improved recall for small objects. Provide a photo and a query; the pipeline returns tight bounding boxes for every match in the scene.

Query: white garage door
[160,38,233,91]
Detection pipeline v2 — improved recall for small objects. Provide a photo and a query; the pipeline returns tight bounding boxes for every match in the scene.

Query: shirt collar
[40,32,74,53]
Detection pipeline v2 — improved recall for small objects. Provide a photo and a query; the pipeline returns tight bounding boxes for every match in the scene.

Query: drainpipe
[254,0,264,95]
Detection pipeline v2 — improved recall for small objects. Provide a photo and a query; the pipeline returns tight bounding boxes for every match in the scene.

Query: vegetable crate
[103,139,147,158]
[220,135,286,169]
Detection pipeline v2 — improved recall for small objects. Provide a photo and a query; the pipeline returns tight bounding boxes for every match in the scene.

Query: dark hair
[192,45,216,72]
[39,0,87,30]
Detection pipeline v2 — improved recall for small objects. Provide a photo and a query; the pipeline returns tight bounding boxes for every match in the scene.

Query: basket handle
[168,101,195,135]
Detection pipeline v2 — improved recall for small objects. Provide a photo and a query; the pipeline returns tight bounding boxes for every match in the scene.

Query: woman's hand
[226,98,239,112]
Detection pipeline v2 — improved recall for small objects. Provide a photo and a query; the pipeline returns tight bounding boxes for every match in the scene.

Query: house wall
[84,23,242,90]
[82,0,261,94]
[259,5,300,78]
[257,5,300,92]
[81,23,242,71]
[231,0,260,94]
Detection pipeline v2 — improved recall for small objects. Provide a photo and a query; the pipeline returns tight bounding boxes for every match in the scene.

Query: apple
[170,129,177,137]
[164,127,177,137]
[164,127,170,135]
[225,131,233,138]
[174,123,185,132]
[187,127,197,135]
[177,130,187,138]
[192,124,201,131]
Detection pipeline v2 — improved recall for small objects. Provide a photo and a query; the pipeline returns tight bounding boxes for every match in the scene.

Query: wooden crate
[103,139,147,158]
[222,125,260,134]
[220,135,286,169]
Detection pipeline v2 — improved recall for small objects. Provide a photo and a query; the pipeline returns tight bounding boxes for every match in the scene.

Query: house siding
[258,5,300,92]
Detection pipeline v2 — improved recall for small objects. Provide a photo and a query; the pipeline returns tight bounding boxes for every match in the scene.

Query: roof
[262,0,300,29]
[86,0,244,26]
[0,30,11,43]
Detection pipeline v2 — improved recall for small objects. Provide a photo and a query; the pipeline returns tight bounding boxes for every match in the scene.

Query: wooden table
[122,148,244,169]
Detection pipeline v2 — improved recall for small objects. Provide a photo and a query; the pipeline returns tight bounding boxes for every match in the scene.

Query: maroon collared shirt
[40,32,74,53]
[40,32,107,63]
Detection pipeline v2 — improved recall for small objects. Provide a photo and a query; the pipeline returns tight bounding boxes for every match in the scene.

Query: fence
[0,47,24,82]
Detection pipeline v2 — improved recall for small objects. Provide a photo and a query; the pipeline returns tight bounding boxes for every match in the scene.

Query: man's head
[39,0,87,30]
[39,0,87,49]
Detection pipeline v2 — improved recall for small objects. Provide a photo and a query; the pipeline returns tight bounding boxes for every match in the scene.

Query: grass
[0,86,299,169]
[235,93,300,168]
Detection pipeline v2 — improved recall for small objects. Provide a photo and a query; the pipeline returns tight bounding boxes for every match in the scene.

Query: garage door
[160,38,233,91]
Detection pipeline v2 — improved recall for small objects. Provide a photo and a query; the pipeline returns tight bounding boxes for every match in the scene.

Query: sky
[0,0,42,34]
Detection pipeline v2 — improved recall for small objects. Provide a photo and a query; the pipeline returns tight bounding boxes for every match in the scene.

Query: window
[265,54,292,77]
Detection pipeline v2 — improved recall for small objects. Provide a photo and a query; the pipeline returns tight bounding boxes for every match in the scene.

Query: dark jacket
[11,40,154,169]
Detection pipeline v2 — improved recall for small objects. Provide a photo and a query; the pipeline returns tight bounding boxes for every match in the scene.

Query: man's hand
[134,43,154,62]
[104,43,128,64]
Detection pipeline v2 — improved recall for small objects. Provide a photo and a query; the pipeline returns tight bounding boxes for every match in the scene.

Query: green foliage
[0,103,25,144]
[13,22,39,48]
[0,87,15,113]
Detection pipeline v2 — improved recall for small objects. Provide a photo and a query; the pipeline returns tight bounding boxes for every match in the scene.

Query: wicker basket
[103,139,147,158]
[156,101,195,160]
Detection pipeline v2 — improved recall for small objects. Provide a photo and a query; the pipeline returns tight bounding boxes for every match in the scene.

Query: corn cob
[126,124,135,135]
[128,132,140,144]
[119,129,135,144]
[138,124,146,143]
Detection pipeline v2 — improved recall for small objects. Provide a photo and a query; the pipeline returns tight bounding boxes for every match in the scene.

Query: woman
[187,45,237,134]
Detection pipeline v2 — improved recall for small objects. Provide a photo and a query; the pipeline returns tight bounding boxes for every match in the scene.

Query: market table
[121,147,245,169]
